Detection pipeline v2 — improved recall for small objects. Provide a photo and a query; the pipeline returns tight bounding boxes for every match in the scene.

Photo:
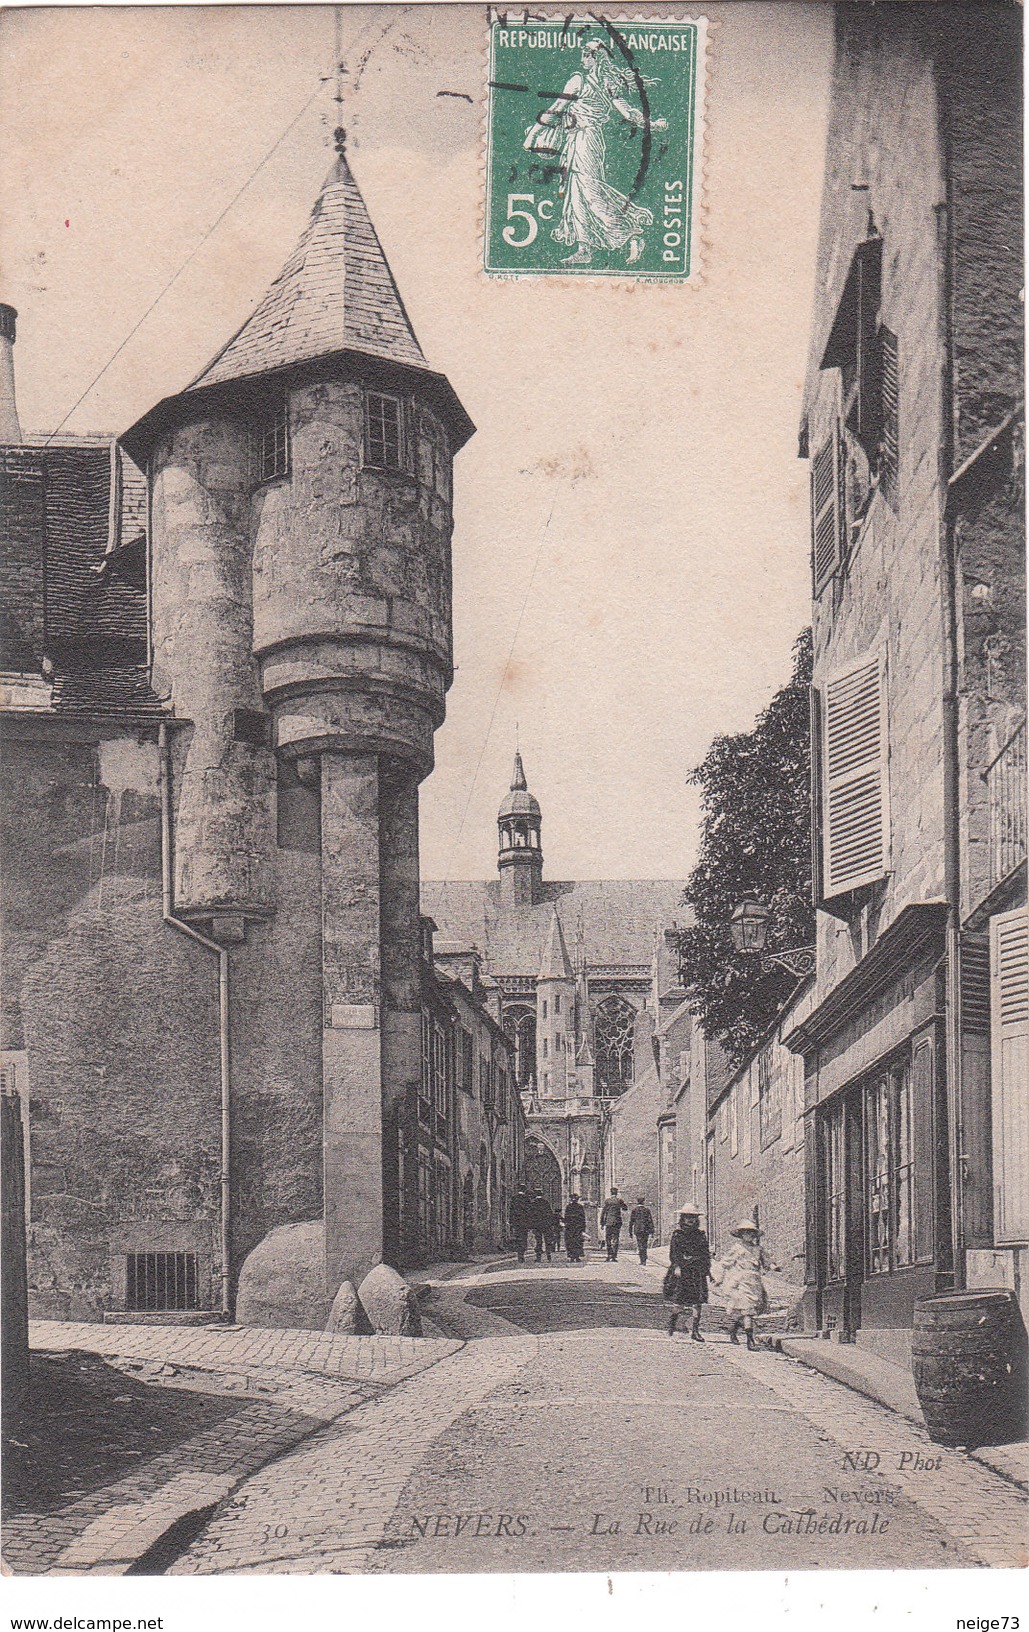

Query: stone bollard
[357,1264,422,1336]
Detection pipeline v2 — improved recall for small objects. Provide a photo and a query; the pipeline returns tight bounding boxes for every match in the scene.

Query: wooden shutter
[811,431,843,596]
[990,907,1028,1244]
[821,653,889,896]
[879,327,899,509]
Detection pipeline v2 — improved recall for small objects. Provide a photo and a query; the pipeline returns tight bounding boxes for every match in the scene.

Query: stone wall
[808,5,948,995]
[708,1029,807,1278]
[1,726,323,1319]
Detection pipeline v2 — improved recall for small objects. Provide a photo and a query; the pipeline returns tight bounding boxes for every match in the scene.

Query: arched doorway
[523,1136,562,1213]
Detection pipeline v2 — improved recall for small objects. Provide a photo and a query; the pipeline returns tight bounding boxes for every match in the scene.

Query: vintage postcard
[0,0,1025,1615]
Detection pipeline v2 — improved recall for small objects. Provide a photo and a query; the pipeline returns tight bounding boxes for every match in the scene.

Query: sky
[0,2,831,882]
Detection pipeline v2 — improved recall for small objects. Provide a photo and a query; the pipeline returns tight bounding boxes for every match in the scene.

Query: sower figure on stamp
[713,1221,776,1351]
[510,1183,534,1264]
[629,1196,655,1265]
[523,38,667,267]
[665,1203,711,1341]
[563,1193,587,1262]
[599,1186,628,1261]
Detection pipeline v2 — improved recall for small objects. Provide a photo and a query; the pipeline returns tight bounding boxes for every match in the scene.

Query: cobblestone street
[160,1259,1026,1575]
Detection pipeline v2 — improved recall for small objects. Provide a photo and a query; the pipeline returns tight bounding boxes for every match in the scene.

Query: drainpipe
[936,119,963,1289]
[158,720,232,1319]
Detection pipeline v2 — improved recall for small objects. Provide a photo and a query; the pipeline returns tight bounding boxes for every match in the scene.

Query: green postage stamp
[484,15,707,280]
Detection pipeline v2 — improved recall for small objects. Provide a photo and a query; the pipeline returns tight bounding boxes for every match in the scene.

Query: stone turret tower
[122,145,474,1296]
[536,909,575,1099]
[498,750,543,908]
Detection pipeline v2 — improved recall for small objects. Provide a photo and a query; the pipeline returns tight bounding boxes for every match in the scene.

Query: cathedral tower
[497,750,543,908]
[122,144,474,1296]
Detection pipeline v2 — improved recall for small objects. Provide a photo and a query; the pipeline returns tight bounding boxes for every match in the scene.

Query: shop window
[126,1252,199,1312]
[822,1103,846,1282]
[863,1054,918,1275]
[364,390,406,471]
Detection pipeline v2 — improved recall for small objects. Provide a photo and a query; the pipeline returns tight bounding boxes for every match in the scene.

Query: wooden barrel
[912,1289,1028,1448]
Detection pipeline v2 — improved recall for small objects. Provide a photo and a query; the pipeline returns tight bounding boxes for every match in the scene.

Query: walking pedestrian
[510,1184,533,1264]
[531,1190,556,1263]
[563,1194,587,1262]
[714,1220,773,1350]
[598,1187,628,1261]
[665,1203,711,1341]
[628,1196,655,1265]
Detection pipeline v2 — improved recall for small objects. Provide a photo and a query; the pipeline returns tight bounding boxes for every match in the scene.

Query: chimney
[0,304,22,445]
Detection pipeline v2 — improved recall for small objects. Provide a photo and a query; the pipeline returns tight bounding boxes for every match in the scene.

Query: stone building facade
[0,150,494,1324]
[423,754,686,1225]
[705,983,811,1293]
[419,926,524,1260]
[787,2,1026,1354]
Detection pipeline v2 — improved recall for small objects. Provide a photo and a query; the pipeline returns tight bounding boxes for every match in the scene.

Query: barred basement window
[251,400,289,486]
[879,328,899,511]
[364,391,406,471]
[126,1251,199,1312]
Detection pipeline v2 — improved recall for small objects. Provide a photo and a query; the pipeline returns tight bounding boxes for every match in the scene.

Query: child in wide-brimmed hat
[714,1220,771,1350]
[665,1203,711,1341]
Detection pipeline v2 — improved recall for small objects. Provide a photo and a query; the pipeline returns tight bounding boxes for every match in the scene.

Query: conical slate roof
[120,149,473,463]
[538,909,574,982]
[187,153,428,391]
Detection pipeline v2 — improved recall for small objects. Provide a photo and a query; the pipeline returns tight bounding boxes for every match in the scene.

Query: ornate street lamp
[730,894,815,979]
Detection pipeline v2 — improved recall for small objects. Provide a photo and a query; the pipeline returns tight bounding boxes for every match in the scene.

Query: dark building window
[460,1028,475,1094]
[364,391,406,471]
[126,1252,199,1312]
[757,1048,781,1149]
[251,400,289,486]
[503,1004,537,1088]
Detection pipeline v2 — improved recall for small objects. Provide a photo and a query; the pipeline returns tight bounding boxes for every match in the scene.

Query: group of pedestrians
[509,1183,656,1266]
[508,1185,772,1347]
[597,1187,655,1263]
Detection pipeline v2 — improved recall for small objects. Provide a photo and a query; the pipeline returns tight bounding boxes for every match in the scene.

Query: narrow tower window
[251,399,289,486]
[364,391,406,471]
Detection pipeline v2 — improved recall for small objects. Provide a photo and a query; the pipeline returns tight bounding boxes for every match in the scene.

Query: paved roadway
[170,1257,1027,1574]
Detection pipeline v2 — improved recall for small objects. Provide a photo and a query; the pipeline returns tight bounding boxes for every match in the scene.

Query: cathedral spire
[538,908,574,982]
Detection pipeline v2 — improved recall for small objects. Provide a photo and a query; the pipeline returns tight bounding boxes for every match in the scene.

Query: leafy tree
[677,628,814,1067]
